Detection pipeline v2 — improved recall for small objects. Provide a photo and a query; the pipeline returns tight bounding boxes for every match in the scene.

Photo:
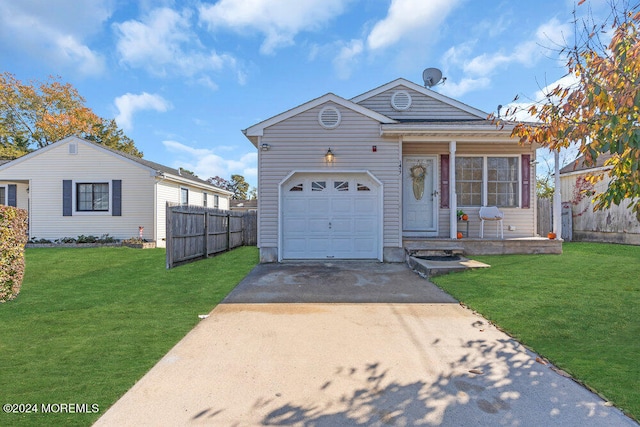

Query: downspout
[154,171,167,244]
[449,141,457,239]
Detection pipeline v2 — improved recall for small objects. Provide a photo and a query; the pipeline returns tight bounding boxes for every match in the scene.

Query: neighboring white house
[0,136,232,247]
[560,153,640,245]
[243,78,540,262]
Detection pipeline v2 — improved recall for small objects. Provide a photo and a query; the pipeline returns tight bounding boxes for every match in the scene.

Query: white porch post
[449,141,457,239]
[553,150,562,238]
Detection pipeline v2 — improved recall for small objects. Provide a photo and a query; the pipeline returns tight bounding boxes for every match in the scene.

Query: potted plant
[457,209,468,221]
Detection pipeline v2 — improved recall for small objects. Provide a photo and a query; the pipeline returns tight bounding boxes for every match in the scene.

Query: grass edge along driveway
[431,242,640,422]
[0,246,259,427]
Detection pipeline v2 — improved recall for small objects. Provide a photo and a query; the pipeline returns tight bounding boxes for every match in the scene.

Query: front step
[407,255,490,278]
[404,241,464,258]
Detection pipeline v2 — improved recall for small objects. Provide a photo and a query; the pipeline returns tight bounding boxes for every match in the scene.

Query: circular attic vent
[318,106,341,129]
[391,90,412,111]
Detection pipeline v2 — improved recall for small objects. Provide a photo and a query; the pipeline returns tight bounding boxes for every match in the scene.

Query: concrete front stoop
[406,250,490,278]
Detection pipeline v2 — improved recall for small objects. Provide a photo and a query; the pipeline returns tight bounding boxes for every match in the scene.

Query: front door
[403,156,438,236]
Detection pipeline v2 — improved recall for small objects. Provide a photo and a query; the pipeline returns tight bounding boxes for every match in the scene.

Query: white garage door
[282,173,381,260]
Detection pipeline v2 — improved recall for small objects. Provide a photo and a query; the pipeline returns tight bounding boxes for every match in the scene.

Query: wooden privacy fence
[537,197,552,237]
[166,203,257,269]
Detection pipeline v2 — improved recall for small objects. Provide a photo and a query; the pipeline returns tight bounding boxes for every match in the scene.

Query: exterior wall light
[325,148,334,162]
[261,143,270,151]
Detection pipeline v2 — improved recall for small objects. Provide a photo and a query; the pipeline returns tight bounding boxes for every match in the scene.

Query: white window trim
[72,180,112,216]
[180,187,189,205]
[456,155,521,208]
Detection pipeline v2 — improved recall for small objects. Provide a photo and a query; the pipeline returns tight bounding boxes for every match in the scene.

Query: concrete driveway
[95,262,636,426]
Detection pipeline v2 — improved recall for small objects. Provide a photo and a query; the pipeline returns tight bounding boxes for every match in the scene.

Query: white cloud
[332,39,364,79]
[162,140,257,186]
[439,77,491,98]
[0,0,109,75]
[114,7,237,81]
[503,74,580,122]
[198,0,348,55]
[367,0,461,50]
[114,92,172,130]
[440,17,573,97]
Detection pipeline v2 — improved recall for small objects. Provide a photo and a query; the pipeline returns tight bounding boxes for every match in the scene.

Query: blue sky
[0,0,612,188]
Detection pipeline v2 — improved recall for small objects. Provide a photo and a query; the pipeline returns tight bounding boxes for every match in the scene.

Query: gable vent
[68,143,78,154]
[391,90,412,111]
[318,106,341,129]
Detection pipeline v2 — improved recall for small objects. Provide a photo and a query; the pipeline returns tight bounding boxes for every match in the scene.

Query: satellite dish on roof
[422,67,443,87]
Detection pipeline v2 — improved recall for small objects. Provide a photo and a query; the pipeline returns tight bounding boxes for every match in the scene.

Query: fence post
[204,210,209,258]
[226,213,231,251]
[165,202,173,269]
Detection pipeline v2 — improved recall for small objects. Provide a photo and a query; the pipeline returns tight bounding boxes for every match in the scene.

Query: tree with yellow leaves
[0,72,141,159]
[504,1,640,215]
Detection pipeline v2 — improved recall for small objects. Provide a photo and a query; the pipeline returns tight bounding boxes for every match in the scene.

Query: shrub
[0,206,28,302]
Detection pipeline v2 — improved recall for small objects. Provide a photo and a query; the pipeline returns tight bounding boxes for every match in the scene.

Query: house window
[77,183,109,211]
[455,156,519,207]
[214,194,219,208]
[456,157,483,206]
[0,187,5,205]
[203,192,208,207]
[487,157,519,207]
[180,188,189,205]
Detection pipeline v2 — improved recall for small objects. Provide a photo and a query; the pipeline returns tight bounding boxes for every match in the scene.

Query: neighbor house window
[0,187,5,205]
[455,156,519,207]
[77,183,109,211]
[214,194,219,208]
[203,192,208,207]
[180,188,189,205]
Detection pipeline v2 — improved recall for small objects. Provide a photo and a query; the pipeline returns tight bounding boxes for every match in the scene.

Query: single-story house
[560,153,640,244]
[230,199,258,213]
[0,136,232,247]
[243,77,554,263]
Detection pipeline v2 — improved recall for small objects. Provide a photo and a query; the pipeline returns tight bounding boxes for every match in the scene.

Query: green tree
[0,72,141,158]
[85,118,142,157]
[230,174,249,200]
[503,2,640,214]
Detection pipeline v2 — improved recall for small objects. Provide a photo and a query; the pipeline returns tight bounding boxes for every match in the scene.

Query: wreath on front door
[410,163,427,200]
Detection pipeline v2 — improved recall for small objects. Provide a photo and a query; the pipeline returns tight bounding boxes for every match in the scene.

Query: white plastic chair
[479,206,504,239]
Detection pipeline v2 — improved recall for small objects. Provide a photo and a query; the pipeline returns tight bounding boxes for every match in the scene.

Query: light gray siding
[356,85,481,121]
[258,101,401,257]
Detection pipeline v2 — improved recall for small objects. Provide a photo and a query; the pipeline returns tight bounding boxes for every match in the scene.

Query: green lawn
[431,242,640,421]
[0,246,259,427]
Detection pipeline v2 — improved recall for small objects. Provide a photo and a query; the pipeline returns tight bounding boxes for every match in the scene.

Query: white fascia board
[161,173,234,195]
[243,93,396,139]
[351,78,489,119]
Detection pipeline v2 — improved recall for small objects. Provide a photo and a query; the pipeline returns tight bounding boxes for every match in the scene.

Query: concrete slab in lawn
[95,262,638,427]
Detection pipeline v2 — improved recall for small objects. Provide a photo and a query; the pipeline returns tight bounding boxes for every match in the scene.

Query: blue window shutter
[521,155,531,208]
[63,180,72,216]
[8,184,17,207]
[112,180,122,216]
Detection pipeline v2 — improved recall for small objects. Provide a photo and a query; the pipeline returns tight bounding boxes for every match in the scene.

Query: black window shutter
[112,180,122,216]
[63,180,72,216]
[521,155,531,209]
[440,155,449,208]
[8,184,17,207]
